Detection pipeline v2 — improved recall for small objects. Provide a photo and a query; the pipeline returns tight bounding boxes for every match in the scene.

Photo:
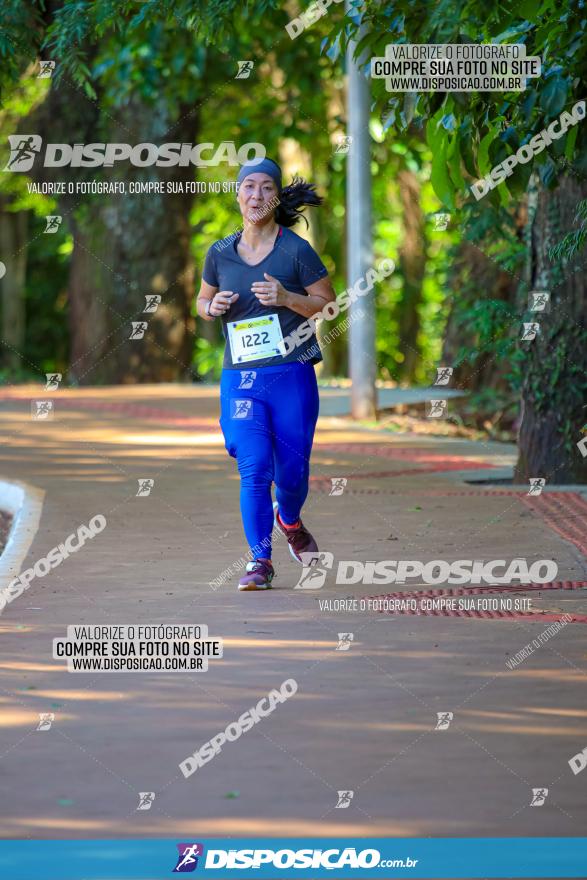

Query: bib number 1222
[243,331,270,348]
[227,313,284,364]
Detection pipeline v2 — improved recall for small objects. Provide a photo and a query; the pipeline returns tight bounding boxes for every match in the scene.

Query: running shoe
[238,558,274,591]
[273,501,318,564]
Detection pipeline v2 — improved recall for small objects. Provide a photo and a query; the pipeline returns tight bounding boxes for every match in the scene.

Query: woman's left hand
[252,273,288,307]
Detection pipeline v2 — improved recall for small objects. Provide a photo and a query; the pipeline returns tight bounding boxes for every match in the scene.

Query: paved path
[0,384,586,840]
[317,385,466,417]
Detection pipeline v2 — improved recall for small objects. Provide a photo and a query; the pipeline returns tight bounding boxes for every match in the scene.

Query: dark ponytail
[275,176,323,228]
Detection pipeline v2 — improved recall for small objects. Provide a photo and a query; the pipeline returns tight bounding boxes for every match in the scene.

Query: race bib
[227,314,284,364]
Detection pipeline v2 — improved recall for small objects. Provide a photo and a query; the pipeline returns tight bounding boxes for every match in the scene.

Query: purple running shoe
[273,501,318,564]
[238,558,274,591]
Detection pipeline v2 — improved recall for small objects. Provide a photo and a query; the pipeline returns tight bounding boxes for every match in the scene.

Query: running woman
[196,158,336,591]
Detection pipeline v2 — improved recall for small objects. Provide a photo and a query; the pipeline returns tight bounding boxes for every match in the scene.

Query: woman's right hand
[209,291,239,317]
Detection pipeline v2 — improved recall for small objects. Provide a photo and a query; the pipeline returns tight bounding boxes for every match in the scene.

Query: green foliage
[0,71,50,211]
[523,323,587,452]
[192,337,224,380]
[0,212,71,379]
[329,0,587,206]
[373,136,454,382]
[549,198,587,263]
[23,215,71,376]
[1,0,584,445]
[322,0,587,422]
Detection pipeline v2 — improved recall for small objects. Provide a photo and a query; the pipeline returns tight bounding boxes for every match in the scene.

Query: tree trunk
[0,197,28,373]
[32,79,197,384]
[441,198,528,431]
[514,174,587,483]
[396,168,426,383]
[70,95,197,384]
[441,239,517,393]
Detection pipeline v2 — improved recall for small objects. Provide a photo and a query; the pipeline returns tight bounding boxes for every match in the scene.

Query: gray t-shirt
[202,225,328,369]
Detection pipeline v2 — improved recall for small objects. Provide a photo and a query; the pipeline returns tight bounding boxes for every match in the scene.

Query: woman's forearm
[282,289,333,319]
[196,297,215,322]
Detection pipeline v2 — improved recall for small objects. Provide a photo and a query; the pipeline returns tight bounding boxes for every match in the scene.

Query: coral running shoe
[273,502,318,564]
[238,558,274,591]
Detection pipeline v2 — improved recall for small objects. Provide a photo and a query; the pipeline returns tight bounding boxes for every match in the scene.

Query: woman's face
[237,173,279,225]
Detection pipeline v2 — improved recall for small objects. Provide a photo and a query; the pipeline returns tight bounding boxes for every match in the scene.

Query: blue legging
[219,362,320,560]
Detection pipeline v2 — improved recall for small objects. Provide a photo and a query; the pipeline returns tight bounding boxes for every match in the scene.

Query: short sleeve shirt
[202,226,328,369]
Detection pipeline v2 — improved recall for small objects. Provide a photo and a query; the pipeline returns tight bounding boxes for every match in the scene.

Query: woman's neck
[241,218,278,250]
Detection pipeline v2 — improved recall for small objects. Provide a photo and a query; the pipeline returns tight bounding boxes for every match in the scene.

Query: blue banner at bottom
[0,838,585,879]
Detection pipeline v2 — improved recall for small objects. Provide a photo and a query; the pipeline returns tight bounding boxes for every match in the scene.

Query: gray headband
[237,158,282,191]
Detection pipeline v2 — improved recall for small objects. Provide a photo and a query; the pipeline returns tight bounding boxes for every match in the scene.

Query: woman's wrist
[200,298,215,320]
[283,289,322,319]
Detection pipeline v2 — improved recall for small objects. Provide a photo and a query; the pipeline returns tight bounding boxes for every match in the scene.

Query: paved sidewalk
[317,384,466,417]
[0,384,586,840]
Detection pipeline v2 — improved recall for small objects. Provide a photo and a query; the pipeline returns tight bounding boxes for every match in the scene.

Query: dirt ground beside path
[0,384,586,840]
